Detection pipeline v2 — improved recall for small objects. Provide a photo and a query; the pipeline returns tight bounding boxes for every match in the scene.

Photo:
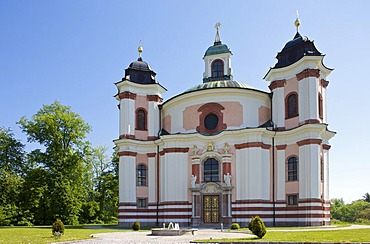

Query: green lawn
[195,228,370,243]
[0,225,124,244]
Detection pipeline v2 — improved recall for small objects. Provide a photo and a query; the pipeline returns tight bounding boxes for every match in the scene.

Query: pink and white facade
[114,23,335,227]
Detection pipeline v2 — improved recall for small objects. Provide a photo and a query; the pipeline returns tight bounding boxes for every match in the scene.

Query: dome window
[204,114,219,130]
[211,59,224,78]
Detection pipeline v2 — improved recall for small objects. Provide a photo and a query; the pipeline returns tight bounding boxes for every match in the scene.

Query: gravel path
[56,225,370,244]
[57,229,253,244]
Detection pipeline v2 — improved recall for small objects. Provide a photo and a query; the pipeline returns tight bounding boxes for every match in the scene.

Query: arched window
[211,59,224,78]
[136,108,147,130]
[318,93,323,119]
[203,158,219,182]
[287,156,298,181]
[137,164,147,186]
[286,93,298,118]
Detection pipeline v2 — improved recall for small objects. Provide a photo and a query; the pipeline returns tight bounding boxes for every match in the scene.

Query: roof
[273,32,322,69]
[204,43,232,57]
[185,80,255,93]
[128,57,155,73]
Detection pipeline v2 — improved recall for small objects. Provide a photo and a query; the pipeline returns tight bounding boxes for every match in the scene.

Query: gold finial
[138,40,143,58]
[294,10,301,32]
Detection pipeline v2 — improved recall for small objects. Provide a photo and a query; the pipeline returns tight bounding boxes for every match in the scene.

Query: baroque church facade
[114,19,335,227]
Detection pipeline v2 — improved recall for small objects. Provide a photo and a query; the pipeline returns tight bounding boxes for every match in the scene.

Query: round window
[204,114,218,130]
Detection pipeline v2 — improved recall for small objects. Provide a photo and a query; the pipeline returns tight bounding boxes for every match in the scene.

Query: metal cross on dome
[214,22,221,44]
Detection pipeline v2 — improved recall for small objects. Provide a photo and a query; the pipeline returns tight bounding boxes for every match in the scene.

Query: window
[136,108,146,130]
[211,59,224,77]
[203,158,219,182]
[287,194,298,206]
[287,156,298,181]
[137,198,147,208]
[286,93,298,118]
[137,164,147,186]
[204,113,219,130]
[318,93,323,119]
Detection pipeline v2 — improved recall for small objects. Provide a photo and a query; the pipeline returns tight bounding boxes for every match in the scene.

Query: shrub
[248,216,266,238]
[132,220,140,231]
[52,219,65,236]
[230,222,240,230]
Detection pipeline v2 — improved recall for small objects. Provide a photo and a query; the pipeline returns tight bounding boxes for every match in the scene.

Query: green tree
[80,146,118,223]
[0,128,26,225]
[363,193,370,203]
[18,101,92,225]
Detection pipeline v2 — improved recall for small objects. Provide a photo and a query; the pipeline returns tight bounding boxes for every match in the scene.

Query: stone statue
[192,145,199,155]
[224,173,232,186]
[191,175,197,188]
[223,142,230,153]
[206,141,214,151]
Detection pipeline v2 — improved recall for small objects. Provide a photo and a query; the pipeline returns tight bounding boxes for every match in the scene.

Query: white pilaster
[120,99,135,135]
[119,155,136,202]
[299,144,320,199]
[276,149,286,201]
[160,153,189,202]
[148,157,156,202]
[148,101,159,137]
[272,87,285,128]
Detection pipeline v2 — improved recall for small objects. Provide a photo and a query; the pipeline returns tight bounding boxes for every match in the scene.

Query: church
[114,18,335,227]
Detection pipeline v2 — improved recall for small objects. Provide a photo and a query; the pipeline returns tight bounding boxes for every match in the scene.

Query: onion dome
[123,41,157,84]
[272,16,322,69]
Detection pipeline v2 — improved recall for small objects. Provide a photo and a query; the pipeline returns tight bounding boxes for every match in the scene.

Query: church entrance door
[203,195,219,223]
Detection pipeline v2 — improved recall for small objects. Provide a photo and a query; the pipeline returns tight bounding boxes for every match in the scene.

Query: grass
[0,225,124,244]
[195,228,370,243]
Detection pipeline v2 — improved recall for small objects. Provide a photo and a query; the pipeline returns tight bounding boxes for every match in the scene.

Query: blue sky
[1,1,369,203]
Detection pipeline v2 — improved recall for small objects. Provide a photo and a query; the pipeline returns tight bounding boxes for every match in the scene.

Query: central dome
[185,80,254,93]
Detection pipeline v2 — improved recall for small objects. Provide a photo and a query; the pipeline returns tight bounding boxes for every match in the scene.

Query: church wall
[119,99,135,136]
[160,152,189,202]
[163,115,171,132]
[148,156,156,203]
[235,147,269,200]
[258,106,270,125]
[148,101,160,137]
[136,153,149,198]
[119,155,136,202]
[272,87,285,128]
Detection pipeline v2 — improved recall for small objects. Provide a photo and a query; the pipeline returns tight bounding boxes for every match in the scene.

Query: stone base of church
[191,216,201,226]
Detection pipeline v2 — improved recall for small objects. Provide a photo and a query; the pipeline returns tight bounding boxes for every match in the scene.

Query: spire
[214,22,221,45]
[294,10,301,33]
[138,40,143,61]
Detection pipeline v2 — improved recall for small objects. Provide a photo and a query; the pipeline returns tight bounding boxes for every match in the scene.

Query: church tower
[114,43,166,225]
[203,22,233,83]
[265,16,334,225]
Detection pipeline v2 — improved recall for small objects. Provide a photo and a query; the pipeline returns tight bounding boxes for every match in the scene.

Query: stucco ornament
[224,173,232,186]
[223,142,230,153]
[192,145,199,155]
[190,175,197,188]
[206,141,214,151]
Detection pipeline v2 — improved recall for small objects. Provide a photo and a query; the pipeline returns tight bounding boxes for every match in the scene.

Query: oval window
[204,114,218,130]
